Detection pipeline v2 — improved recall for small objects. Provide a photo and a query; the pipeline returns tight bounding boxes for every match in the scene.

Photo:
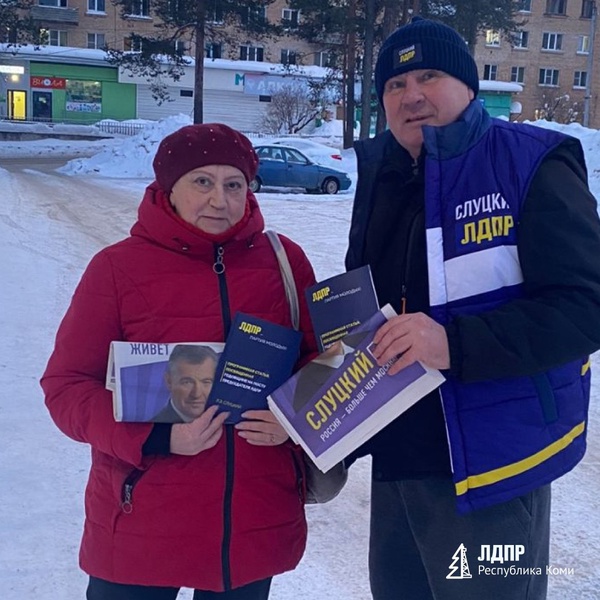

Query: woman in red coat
[41,123,318,600]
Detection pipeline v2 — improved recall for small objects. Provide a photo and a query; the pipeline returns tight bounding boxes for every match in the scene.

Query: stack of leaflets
[267,304,445,473]
[106,266,442,439]
[106,268,376,424]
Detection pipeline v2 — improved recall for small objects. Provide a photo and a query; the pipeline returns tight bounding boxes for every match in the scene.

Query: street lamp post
[584,0,597,127]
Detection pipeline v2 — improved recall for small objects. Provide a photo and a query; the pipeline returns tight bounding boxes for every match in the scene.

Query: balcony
[31,6,79,24]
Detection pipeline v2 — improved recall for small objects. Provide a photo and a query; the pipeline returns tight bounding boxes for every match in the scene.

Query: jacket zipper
[213,244,232,338]
[221,425,235,590]
[213,242,234,589]
[121,468,146,514]
[400,159,422,314]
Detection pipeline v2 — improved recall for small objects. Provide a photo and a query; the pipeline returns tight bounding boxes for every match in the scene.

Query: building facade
[7,1,577,127]
[23,1,326,67]
[474,0,599,126]
[1,0,341,127]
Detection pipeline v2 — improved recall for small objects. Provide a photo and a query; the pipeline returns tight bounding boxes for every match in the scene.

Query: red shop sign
[30,76,67,89]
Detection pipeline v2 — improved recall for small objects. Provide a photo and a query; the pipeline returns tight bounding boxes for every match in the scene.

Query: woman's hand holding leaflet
[170,405,230,455]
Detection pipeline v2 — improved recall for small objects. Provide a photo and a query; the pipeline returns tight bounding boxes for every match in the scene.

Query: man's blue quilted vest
[423,113,591,513]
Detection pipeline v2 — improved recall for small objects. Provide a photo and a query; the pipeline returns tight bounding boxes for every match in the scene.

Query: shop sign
[66,101,101,113]
[30,76,67,89]
[243,73,307,96]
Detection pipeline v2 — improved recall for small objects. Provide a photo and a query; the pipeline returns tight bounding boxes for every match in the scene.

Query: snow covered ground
[0,117,599,599]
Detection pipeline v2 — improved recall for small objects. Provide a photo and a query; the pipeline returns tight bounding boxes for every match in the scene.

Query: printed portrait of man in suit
[150,345,218,423]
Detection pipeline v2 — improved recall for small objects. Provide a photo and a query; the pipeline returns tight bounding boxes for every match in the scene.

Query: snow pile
[4,113,600,203]
[59,114,192,178]
[525,120,600,182]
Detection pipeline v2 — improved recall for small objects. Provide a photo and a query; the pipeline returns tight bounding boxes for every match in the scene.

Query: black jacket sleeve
[446,143,600,382]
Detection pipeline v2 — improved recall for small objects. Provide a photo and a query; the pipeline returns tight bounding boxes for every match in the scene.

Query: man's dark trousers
[369,476,550,600]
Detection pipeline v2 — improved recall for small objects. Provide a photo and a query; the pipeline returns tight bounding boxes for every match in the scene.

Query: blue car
[251,144,352,194]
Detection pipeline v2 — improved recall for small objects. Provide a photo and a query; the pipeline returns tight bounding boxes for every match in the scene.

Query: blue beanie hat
[375,16,479,105]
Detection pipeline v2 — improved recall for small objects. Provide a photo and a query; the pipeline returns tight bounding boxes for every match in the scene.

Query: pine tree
[289,0,378,147]
[0,0,44,46]
[420,0,524,51]
[107,0,280,123]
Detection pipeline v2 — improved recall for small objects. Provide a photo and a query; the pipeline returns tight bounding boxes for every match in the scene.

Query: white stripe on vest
[428,226,523,306]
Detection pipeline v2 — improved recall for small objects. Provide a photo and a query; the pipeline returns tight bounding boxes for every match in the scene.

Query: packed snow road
[1,155,598,599]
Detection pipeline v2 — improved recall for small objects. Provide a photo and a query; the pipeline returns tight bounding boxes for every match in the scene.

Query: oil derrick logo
[447,543,472,579]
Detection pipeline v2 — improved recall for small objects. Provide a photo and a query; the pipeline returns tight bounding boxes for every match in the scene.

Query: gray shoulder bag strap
[265,229,348,504]
[265,229,300,330]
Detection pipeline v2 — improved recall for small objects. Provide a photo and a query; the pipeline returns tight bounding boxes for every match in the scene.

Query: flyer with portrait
[107,341,224,423]
[268,304,445,473]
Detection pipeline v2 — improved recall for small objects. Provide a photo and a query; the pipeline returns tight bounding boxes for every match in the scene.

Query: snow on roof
[479,80,523,93]
[0,44,331,79]
[0,43,109,66]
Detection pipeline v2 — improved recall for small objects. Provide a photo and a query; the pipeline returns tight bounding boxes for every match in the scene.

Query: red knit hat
[152,123,259,192]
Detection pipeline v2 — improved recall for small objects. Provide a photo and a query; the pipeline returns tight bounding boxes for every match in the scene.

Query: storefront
[124,59,333,132]
[1,45,332,130]
[0,45,136,123]
[0,62,28,120]
[30,62,135,123]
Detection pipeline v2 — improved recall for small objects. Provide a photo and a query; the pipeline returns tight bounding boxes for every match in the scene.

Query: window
[240,45,264,62]
[582,0,594,17]
[180,90,193,97]
[66,80,102,113]
[282,8,300,29]
[207,2,223,24]
[485,30,500,46]
[285,148,309,164]
[87,32,105,49]
[87,0,105,11]
[518,0,532,10]
[281,49,297,65]
[314,51,334,67]
[578,35,590,53]
[542,32,563,50]
[574,70,588,87]
[511,66,525,83]
[546,0,567,14]
[205,42,222,59]
[38,0,68,6]
[174,40,187,55]
[124,35,143,52]
[539,68,560,85]
[483,64,498,81]
[41,28,67,46]
[257,147,281,160]
[513,31,529,48]
[242,6,266,25]
[127,0,149,17]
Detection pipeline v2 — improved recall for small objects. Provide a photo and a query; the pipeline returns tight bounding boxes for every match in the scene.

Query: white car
[265,138,344,169]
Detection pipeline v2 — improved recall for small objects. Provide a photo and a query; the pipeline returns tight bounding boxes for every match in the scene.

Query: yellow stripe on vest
[455,421,586,496]
[581,358,591,376]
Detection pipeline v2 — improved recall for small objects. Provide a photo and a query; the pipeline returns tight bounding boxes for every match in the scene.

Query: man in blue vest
[346,16,600,600]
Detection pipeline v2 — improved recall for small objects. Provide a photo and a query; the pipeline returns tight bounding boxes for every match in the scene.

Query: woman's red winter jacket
[41,183,318,591]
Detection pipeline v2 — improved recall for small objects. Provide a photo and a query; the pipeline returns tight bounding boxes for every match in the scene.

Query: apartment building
[474,0,599,126]
[28,1,325,66]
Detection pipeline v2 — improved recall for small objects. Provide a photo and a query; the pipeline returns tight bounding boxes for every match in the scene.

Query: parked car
[251,144,352,194]
[266,138,343,168]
